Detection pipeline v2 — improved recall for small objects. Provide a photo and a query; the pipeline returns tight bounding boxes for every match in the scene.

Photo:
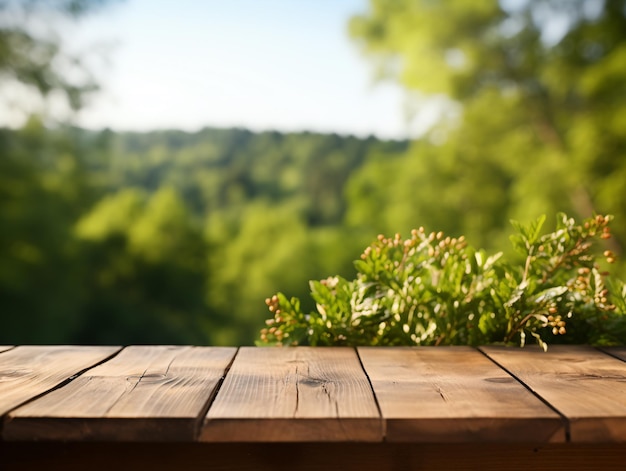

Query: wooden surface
[481,345,626,442]
[202,347,381,442]
[5,346,237,441]
[2,345,626,448]
[0,346,120,418]
[603,346,626,362]
[358,346,564,442]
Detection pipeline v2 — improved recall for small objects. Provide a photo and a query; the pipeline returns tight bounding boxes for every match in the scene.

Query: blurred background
[1,0,625,345]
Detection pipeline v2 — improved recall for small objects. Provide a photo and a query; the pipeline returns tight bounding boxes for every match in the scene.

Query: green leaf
[509,234,527,255]
[527,215,546,244]
[531,286,568,305]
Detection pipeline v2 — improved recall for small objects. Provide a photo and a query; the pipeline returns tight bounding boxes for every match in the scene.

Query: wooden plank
[0,346,120,418]
[201,347,382,442]
[602,347,626,362]
[5,346,237,442]
[481,345,626,442]
[358,346,564,442]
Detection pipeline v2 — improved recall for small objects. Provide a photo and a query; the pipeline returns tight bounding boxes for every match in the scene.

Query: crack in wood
[435,386,449,403]
[294,365,301,417]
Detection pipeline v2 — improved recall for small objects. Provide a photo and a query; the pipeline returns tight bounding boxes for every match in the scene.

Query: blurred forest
[1,0,625,345]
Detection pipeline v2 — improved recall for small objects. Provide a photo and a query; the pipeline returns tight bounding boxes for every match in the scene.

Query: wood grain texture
[5,346,237,442]
[201,347,382,442]
[358,346,564,443]
[481,345,626,442]
[603,347,626,362]
[0,346,120,417]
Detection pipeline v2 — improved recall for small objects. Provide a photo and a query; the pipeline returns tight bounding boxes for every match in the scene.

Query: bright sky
[61,0,438,139]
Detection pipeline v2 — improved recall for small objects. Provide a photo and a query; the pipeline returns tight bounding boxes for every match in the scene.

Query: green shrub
[259,213,626,349]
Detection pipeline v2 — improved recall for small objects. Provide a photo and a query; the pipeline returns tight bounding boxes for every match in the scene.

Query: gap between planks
[4,346,626,444]
[477,346,572,441]
[201,347,383,442]
[0,346,123,438]
[4,346,238,442]
[481,345,626,443]
[358,346,564,443]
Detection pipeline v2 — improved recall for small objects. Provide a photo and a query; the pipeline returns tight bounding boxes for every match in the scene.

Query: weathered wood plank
[5,346,237,442]
[602,347,626,362]
[201,347,382,442]
[358,346,564,442]
[481,345,626,442]
[0,346,120,418]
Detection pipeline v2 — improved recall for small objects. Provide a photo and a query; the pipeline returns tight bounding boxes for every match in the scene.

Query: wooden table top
[2,345,626,444]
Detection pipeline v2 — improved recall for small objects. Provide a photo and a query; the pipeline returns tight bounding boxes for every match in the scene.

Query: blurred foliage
[2,0,626,346]
[348,0,626,258]
[0,122,407,344]
[259,214,626,348]
[0,0,107,114]
[0,119,96,342]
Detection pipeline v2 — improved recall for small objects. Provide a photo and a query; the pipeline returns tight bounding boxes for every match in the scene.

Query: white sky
[56,0,439,139]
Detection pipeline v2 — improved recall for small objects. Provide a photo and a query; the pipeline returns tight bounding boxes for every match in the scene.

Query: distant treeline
[2,119,624,345]
[0,120,409,345]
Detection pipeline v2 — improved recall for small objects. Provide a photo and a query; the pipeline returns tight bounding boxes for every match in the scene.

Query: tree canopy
[0,0,106,123]
[349,0,626,256]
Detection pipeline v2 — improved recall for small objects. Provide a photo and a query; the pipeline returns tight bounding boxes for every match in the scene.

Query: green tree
[0,118,98,342]
[74,186,212,344]
[0,0,108,120]
[206,200,317,344]
[349,0,626,272]
[0,0,118,344]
